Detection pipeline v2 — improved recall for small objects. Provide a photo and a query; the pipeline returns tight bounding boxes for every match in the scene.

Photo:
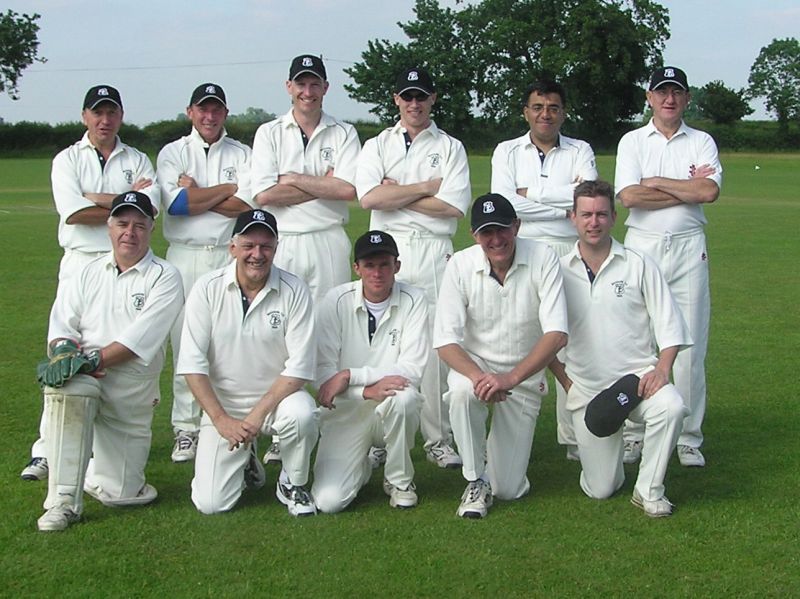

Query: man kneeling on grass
[312,231,429,512]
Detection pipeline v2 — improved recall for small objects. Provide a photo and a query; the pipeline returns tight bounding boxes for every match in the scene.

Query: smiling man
[311,231,429,512]
[356,66,471,470]
[157,83,254,464]
[177,209,319,517]
[433,194,568,519]
[36,192,183,531]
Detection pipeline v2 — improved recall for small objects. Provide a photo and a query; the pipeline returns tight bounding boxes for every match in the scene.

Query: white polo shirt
[560,239,692,408]
[356,120,471,237]
[48,249,183,377]
[491,133,597,238]
[157,127,254,246]
[250,110,361,233]
[51,133,159,253]
[433,238,568,395]
[177,261,316,406]
[315,280,430,397]
[614,119,723,234]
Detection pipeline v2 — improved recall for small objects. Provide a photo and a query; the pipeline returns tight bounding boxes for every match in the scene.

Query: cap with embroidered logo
[289,55,327,81]
[471,193,517,233]
[649,66,688,91]
[232,209,278,238]
[110,191,154,219]
[190,83,227,107]
[83,85,123,110]
[354,230,399,261]
[395,67,435,95]
[584,374,644,437]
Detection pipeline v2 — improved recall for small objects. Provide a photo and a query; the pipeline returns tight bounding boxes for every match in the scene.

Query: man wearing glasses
[356,67,471,470]
[490,80,597,462]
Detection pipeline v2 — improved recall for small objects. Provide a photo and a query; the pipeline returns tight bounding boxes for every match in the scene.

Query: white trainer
[37,506,80,532]
[631,488,674,518]
[84,482,158,507]
[623,440,643,464]
[677,444,706,467]
[171,430,198,463]
[21,457,49,481]
[426,442,462,469]
[262,442,282,465]
[457,479,493,519]
[565,445,581,462]
[368,447,388,470]
[382,479,418,509]
[276,480,317,517]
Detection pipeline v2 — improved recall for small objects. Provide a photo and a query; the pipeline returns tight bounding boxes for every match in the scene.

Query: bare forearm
[509,331,568,387]
[209,196,252,218]
[66,205,111,225]
[254,184,314,207]
[282,173,356,202]
[437,344,484,384]
[184,373,227,421]
[248,375,307,423]
[548,356,571,390]
[184,183,238,215]
[84,192,117,209]
[406,196,462,218]
[97,341,137,369]
[644,177,719,204]
[360,181,435,210]
[617,185,683,210]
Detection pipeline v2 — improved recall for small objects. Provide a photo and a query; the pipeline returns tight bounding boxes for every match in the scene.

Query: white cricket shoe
[368,446,388,470]
[171,430,198,463]
[623,440,643,464]
[262,441,282,465]
[565,445,581,462]
[457,479,493,519]
[382,479,418,509]
[21,457,49,481]
[677,445,706,467]
[37,506,79,532]
[631,488,674,518]
[84,482,158,507]
[276,480,317,517]
[244,445,266,490]
[426,441,462,469]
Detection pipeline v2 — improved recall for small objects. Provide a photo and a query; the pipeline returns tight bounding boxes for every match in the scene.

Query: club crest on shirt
[123,169,134,185]
[267,311,284,329]
[131,293,145,310]
[617,392,630,406]
[611,280,627,297]
[389,328,400,346]
[223,167,237,181]
[320,147,334,162]
[428,153,441,168]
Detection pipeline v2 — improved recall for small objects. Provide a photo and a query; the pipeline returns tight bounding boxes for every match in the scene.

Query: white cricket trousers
[445,367,542,501]
[312,387,422,513]
[624,228,710,448]
[166,242,231,434]
[390,231,453,450]
[191,390,319,515]
[570,382,688,501]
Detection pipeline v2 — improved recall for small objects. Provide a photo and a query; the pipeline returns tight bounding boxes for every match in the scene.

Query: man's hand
[318,369,350,409]
[131,177,153,191]
[473,372,515,403]
[177,174,198,188]
[211,413,259,451]
[363,375,409,403]
[689,163,716,179]
[381,177,399,186]
[638,369,669,399]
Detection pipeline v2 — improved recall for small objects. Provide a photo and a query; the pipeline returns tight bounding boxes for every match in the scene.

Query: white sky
[1,0,798,125]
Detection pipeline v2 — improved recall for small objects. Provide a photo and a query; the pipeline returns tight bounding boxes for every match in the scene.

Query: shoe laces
[176,434,195,451]
[465,480,486,502]
[30,457,47,467]
[289,486,313,506]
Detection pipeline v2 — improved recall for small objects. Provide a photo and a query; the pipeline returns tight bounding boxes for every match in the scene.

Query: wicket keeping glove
[36,339,93,388]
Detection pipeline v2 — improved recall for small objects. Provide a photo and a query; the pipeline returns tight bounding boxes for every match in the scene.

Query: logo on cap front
[482,201,496,214]
[205,85,216,94]
[123,192,137,203]
[408,71,419,81]
[616,392,629,406]
[98,88,109,96]
[302,57,313,67]
[664,68,674,78]
[370,234,383,244]
[253,211,266,221]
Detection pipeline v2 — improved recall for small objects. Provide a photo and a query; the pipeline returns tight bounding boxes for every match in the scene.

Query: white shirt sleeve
[433,139,471,215]
[330,123,362,186]
[177,279,213,376]
[250,122,280,199]
[535,245,569,335]
[281,277,317,381]
[432,256,467,349]
[355,136,385,200]
[51,149,96,221]
[614,131,642,196]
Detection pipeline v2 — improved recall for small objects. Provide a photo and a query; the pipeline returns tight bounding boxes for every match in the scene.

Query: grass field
[0,154,798,597]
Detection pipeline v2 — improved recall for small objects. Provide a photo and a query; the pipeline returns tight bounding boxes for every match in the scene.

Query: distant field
[0,154,798,597]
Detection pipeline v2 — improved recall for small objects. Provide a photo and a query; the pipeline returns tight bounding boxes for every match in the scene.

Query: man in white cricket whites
[177,209,319,516]
[356,66,471,469]
[36,192,183,532]
[615,66,721,468]
[434,194,568,518]
[157,83,254,464]
[312,231,429,512]
[251,54,360,465]
[549,180,690,517]
[22,85,159,482]
[491,79,598,462]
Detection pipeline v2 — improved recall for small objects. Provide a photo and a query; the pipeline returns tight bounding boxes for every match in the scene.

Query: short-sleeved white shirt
[315,279,430,397]
[51,133,159,252]
[491,133,597,238]
[614,119,723,233]
[157,127,254,246]
[250,110,361,233]
[560,239,692,408]
[177,261,316,407]
[48,249,183,377]
[355,120,471,237]
[433,238,568,395]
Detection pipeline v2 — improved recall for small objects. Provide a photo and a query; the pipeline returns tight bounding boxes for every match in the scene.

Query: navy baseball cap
[354,230,399,262]
[110,192,154,219]
[471,193,517,233]
[584,374,643,438]
[190,83,227,107]
[649,66,688,91]
[232,209,278,238]
[83,85,123,110]
[289,55,327,81]
[395,67,435,95]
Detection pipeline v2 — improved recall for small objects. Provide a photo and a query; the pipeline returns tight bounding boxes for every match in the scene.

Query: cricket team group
[24,54,722,532]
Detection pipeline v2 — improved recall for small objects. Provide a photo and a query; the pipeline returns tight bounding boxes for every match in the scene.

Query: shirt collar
[566,238,626,266]
[475,239,528,275]
[79,131,122,154]
[189,126,227,147]
[645,118,689,139]
[224,260,281,296]
[390,119,440,138]
[104,248,155,274]
[351,280,401,313]
[281,109,334,130]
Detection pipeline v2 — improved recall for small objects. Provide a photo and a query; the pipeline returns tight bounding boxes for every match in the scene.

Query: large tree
[696,80,753,124]
[0,10,45,99]
[345,0,669,144]
[747,37,800,130]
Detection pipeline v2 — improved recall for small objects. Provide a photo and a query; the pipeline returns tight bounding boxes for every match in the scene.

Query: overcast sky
[1,0,798,125]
